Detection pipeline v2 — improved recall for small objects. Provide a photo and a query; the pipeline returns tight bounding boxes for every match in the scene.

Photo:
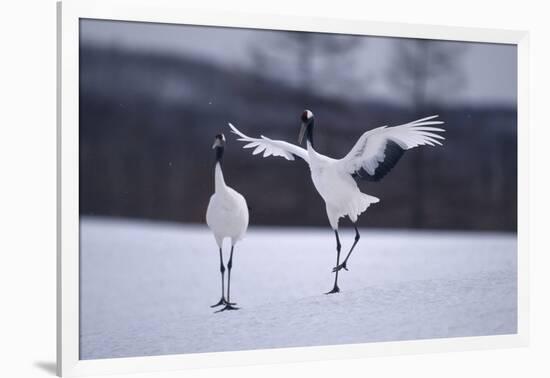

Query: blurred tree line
[79,44,517,231]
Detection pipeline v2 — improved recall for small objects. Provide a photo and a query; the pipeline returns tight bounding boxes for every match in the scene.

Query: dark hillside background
[79,21,517,231]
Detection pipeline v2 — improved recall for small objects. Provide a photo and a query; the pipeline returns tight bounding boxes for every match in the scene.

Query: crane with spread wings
[229,110,445,294]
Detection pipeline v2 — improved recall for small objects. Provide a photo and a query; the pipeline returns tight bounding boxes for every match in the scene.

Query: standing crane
[206,134,249,311]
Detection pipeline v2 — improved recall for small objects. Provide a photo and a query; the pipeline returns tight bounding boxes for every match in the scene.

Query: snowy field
[80,217,517,360]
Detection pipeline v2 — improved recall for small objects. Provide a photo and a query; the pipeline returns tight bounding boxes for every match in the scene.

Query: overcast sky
[80,19,517,106]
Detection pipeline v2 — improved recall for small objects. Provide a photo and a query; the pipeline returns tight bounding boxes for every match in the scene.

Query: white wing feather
[228,123,310,163]
[337,115,445,176]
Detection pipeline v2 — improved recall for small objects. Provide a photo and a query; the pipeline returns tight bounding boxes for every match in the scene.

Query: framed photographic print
[57,0,529,376]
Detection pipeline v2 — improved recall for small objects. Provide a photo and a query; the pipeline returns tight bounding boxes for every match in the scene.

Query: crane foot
[325,285,341,294]
[210,297,236,308]
[332,261,348,273]
[215,303,240,313]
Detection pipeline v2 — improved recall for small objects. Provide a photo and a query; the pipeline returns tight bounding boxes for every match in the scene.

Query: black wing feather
[352,140,405,182]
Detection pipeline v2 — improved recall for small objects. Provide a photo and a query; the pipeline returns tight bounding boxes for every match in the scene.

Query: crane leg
[216,245,240,312]
[325,230,342,294]
[332,224,360,273]
[211,247,230,307]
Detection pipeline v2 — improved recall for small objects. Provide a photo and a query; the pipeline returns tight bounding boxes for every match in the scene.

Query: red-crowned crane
[206,134,249,311]
[229,111,445,294]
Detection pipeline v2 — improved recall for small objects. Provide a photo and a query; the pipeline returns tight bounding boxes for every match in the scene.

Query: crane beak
[298,123,306,145]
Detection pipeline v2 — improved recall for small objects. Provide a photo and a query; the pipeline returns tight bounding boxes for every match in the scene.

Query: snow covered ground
[79,217,517,360]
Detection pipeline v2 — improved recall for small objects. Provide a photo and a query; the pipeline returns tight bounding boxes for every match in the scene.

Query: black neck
[306,120,314,147]
[215,146,224,165]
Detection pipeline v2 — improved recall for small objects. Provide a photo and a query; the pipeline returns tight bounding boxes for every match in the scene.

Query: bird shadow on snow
[33,361,56,375]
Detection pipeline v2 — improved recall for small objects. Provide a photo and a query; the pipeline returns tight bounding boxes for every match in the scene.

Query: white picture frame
[57,0,529,376]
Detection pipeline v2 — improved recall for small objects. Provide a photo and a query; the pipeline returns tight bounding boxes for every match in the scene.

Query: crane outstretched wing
[337,115,445,182]
[229,123,309,163]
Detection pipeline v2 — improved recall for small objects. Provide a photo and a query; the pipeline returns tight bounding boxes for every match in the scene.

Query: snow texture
[80,217,517,360]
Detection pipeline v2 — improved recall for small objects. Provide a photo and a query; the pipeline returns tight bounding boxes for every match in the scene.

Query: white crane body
[206,164,249,247]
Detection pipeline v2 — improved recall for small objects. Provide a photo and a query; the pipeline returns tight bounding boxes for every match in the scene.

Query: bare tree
[250,31,363,99]
[386,39,466,228]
